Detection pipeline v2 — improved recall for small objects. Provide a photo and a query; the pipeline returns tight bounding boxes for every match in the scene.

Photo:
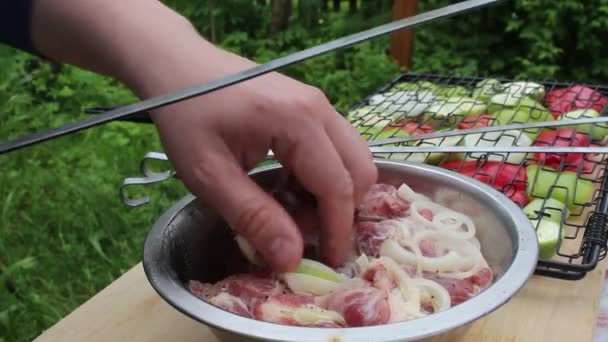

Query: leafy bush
[0,49,188,342]
[412,0,608,82]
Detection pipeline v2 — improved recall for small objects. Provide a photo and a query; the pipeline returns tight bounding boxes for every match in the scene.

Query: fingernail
[269,237,297,271]
[270,237,288,255]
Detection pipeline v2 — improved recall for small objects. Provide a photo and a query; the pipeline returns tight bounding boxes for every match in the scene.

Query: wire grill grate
[346,73,608,280]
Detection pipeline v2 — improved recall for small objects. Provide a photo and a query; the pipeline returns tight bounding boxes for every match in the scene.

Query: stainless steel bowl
[142,159,538,342]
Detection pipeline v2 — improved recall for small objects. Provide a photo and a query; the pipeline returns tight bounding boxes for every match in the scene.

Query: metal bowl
[142,159,538,342]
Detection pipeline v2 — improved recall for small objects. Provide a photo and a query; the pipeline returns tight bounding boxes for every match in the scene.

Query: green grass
[0,50,188,342]
[0,47,284,342]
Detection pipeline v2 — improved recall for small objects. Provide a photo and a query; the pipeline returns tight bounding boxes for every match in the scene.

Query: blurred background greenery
[1,1,607,341]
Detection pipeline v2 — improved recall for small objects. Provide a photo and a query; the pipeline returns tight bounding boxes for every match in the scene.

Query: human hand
[144,48,377,272]
[28,0,377,272]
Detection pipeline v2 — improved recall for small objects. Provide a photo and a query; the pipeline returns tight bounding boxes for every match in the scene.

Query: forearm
[30,0,247,98]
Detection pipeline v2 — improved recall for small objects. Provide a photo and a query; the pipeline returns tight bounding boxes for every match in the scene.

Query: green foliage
[0,48,188,342]
[412,0,608,82]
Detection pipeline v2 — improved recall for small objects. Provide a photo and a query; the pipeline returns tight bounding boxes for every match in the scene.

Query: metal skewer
[366,146,608,154]
[366,116,608,146]
[121,144,608,207]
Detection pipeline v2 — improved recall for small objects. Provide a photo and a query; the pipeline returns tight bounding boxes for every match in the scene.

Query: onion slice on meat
[432,210,476,240]
[191,181,495,328]
[281,273,341,296]
[410,278,451,313]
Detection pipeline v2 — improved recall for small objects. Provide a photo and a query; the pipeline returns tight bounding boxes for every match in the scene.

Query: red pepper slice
[545,85,608,119]
[533,129,592,172]
[458,114,492,129]
[439,160,529,206]
[402,122,433,136]
[385,120,433,136]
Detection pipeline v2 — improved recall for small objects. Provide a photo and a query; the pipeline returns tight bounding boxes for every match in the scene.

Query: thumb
[189,153,304,273]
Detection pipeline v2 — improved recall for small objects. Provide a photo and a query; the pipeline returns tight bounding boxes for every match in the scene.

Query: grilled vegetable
[533,129,592,172]
[368,90,436,119]
[458,114,492,129]
[545,85,608,119]
[406,131,462,165]
[471,79,503,102]
[502,81,545,101]
[526,165,594,212]
[400,121,434,135]
[345,105,373,121]
[423,96,487,127]
[435,85,470,98]
[523,197,569,224]
[561,109,608,141]
[439,160,528,206]
[457,129,533,164]
[490,107,554,140]
[354,117,395,140]
[531,217,565,260]
[487,93,550,118]
[389,81,438,93]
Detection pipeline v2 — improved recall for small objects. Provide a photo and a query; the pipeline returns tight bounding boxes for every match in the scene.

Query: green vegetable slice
[523,198,569,223]
[561,109,608,141]
[487,94,549,118]
[407,132,462,165]
[531,218,564,260]
[294,258,342,283]
[472,79,504,102]
[526,165,594,212]
[423,96,487,127]
[458,129,532,164]
[502,82,545,101]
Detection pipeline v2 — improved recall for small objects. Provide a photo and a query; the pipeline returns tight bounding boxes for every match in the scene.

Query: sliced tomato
[439,160,528,206]
[533,129,592,172]
[458,114,492,129]
[402,122,433,135]
[545,85,608,119]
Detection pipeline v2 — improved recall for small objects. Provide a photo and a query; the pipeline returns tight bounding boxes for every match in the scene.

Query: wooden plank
[390,0,418,68]
[35,260,604,342]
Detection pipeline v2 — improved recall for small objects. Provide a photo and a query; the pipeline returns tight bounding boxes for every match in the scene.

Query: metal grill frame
[345,72,608,280]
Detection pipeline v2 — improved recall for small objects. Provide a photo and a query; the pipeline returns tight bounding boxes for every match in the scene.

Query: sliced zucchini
[458,129,533,164]
[423,96,487,127]
[502,81,545,101]
[471,79,504,102]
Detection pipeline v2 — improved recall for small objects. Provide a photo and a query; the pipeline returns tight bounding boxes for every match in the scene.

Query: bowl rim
[142,159,538,342]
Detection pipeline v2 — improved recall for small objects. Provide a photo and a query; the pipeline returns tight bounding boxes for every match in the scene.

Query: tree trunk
[333,0,340,11]
[349,0,357,14]
[271,0,292,37]
[390,0,418,68]
[209,0,216,43]
[322,0,329,11]
[362,0,378,17]
[298,0,316,29]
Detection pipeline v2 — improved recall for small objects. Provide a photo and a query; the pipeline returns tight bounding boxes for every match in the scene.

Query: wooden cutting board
[34,260,604,342]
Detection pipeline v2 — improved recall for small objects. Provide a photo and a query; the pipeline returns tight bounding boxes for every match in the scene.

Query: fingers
[273,117,355,268]
[323,111,378,205]
[187,147,304,273]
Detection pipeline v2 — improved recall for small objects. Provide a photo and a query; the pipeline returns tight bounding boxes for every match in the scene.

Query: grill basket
[346,73,608,280]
